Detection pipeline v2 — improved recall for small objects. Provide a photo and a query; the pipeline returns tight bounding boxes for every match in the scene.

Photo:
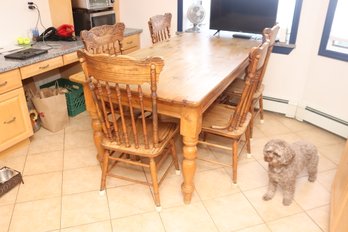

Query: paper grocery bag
[32,93,69,132]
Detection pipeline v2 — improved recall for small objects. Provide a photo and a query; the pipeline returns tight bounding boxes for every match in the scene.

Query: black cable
[28,2,53,49]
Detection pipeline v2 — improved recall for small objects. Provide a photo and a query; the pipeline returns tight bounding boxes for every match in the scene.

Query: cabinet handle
[126,41,133,45]
[4,117,16,124]
[39,64,49,69]
[0,81,7,87]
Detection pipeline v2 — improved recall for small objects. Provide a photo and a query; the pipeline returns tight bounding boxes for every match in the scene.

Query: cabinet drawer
[122,34,140,52]
[0,87,32,151]
[20,56,64,79]
[63,52,79,65]
[0,69,22,94]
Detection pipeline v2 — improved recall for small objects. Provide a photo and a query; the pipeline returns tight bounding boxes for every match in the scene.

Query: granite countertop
[0,28,142,74]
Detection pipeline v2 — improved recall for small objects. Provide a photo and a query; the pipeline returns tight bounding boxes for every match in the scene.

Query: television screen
[210,0,279,34]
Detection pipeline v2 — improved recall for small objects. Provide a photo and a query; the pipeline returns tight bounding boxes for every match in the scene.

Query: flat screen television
[210,0,279,36]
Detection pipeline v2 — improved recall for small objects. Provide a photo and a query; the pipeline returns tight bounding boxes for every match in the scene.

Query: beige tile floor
[0,111,345,232]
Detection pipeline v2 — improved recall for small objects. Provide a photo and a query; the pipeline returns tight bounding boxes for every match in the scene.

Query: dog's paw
[282,198,293,206]
[308,175,317,182]
[263,193,273,201]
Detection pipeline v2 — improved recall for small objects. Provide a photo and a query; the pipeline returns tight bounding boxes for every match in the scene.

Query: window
[276,0,297,43]
[272,0,303,54]
[319,0,348,62]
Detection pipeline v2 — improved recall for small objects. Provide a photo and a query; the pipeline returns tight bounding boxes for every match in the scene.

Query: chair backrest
[148,13,172,44]
[256,24,280,90]
[80,22,125,55]
[228,41,270,130]
[77,50,165,149]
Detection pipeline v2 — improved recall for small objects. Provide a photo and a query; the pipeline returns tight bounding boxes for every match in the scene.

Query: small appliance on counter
[72,0,116,35]
[72,0,114,10]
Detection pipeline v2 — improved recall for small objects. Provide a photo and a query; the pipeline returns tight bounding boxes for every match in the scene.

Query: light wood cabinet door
[0,88,33,152]
[0,69,22,94]
[63,52,79,65]
[20,57,64,79]
[48,0,74,27]
[330,140,348,232]
[122,34,141,54]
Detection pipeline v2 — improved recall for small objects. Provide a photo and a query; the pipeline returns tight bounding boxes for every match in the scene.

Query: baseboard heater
[305,106,348,127]
[263,96,289,104]
[262,96,348,138]
[262,96,292,116]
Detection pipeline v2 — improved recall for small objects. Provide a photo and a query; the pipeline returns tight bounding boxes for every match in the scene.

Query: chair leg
[170,139,181,175]
[232,140,238,184]
[245,126,252,158]
[149,158,161,211]
[259,95,264,123]
[249,105,255,139]
[100,150,109,195]
[201,132,207,141]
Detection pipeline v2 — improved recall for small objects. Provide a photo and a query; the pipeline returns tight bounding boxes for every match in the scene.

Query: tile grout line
[6,140,31,232]
[304,204,330,232]
[105,189,114,232]
[198,199,222,232]
[59,128,66,231]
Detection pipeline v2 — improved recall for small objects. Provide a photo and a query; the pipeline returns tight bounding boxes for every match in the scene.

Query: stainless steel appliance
[72,0,114,10]
[73,8,116,35]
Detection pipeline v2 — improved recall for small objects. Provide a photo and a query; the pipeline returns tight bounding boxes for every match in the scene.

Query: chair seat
[202,103,252,138]
[102,119,179,157]
[224,78,264,99]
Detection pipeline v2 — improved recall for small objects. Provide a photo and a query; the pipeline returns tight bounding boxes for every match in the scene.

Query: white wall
[119,0,177,48]
[263,0,348,128]
[299,0,348,121]
[0,0,52,47]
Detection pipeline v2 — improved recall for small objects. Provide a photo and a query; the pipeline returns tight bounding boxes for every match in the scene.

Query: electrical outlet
[28,2,36,10]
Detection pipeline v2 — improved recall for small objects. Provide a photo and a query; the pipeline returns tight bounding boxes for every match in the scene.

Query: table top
[130,32,260,107]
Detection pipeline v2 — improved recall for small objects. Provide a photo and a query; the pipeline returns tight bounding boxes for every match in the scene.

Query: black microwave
[73,8,116,35]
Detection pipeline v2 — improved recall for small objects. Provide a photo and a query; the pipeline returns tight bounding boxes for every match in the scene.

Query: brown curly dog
[263,139,319,206]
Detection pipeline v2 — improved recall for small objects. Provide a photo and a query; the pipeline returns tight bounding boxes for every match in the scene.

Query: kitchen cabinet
[20,56,64,79]
[0,28,142,152]
[330,140,348,232]
[48,0,74,27]
[122,33,141,54]
[48,0,120,28]
[0,70,33,152]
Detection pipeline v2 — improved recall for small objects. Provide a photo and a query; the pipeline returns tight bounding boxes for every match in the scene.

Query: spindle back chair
[148,13,172,44]
[78,50,180,211]
[198,40,270,184]
[80,22,125,55]
[222,24,280,137]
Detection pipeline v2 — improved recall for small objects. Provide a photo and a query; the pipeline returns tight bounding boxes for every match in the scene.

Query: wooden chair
[222,24,280,136]
[148,13,172,44]
[80,22,125,55]
[77,51,180,211]
[198,41,270,184]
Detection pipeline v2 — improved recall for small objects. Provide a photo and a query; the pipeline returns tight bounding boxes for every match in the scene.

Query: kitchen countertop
[0,28,142,73]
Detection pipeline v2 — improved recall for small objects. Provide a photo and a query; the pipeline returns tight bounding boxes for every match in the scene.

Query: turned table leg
[180,108,202,204]
[181,135,198,204]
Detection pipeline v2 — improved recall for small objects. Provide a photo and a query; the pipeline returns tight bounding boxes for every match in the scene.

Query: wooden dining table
[71,31,260,204]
